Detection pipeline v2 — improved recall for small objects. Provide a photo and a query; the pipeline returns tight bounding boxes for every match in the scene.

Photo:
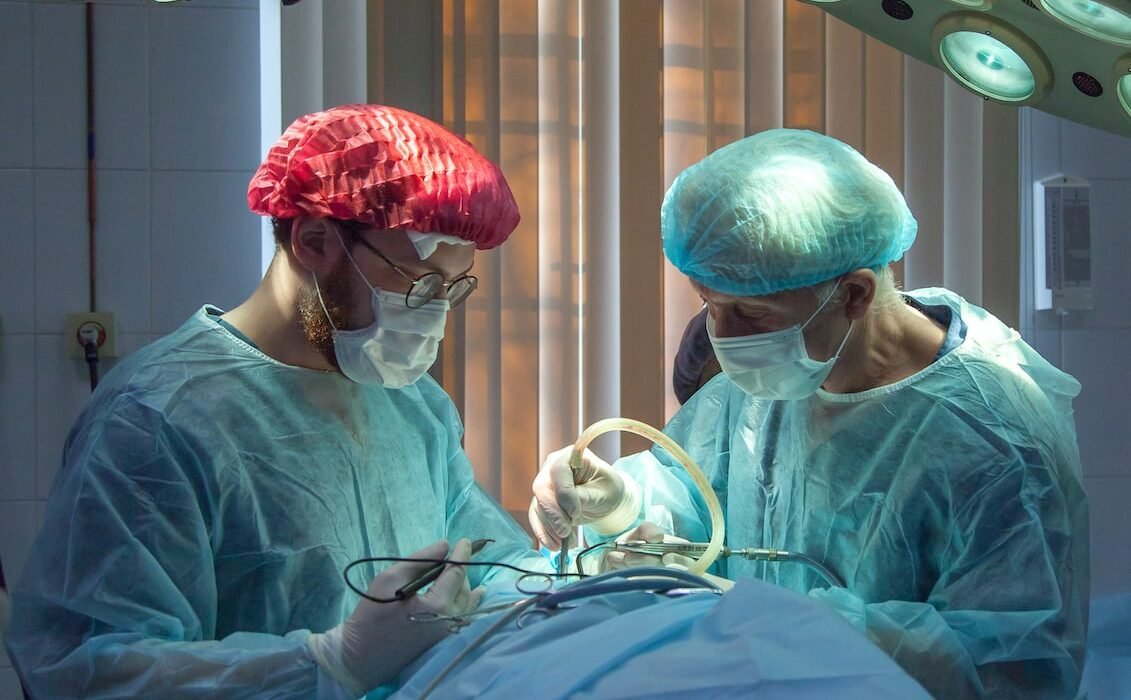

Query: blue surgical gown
[5,306,539,699]
[588,289,1090,698]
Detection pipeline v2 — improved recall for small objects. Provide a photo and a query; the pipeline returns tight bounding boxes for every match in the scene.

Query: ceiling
[806,0,1131,138]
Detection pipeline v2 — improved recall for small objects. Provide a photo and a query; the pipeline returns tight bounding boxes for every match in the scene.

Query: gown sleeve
[432,391,548,585]
[5,397,330,699]
[809,449,1088,699]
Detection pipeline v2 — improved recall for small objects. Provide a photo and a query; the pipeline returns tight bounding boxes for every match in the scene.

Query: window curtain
[354,0,1021,521]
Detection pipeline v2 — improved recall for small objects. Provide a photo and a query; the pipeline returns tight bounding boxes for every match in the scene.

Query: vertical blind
[356,0,1021,519]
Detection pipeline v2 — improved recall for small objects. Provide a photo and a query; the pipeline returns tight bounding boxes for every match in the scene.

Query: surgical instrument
[609,540,845,588]
[417,567,722,699]
[395,538,493,600]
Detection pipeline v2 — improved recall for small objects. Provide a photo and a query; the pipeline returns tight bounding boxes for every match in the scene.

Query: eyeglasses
[355,238,478,309]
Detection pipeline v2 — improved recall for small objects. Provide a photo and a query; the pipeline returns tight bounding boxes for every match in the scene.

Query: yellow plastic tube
[570,418,725,576]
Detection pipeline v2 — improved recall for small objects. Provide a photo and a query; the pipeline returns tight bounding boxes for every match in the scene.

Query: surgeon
[530,129,1090,698]
[7,104,540,699]
[672,305,720,405]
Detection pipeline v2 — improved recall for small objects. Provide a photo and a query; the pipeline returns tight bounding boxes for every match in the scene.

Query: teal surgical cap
[661,129,917,297]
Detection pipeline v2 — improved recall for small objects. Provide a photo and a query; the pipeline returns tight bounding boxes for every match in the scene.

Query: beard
[298,259,357,370]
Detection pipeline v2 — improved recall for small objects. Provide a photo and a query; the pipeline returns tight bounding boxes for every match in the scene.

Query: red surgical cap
[248,104,520,250]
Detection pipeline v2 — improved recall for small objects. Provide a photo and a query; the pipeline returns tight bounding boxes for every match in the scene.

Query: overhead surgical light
[803,0,1131,137]
[932,14,1052,104]
[1035,0,1131,46]
[1118,55,1131,116]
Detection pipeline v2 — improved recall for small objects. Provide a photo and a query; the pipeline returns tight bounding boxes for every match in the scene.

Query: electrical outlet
[66,312,117,359]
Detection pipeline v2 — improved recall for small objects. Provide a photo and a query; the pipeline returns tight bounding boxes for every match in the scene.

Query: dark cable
[343,556,578,604]
[575,541,611,577]
[83,340,99,391]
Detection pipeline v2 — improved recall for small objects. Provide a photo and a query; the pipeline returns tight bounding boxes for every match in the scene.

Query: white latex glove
[307,539,484,697]
[661,553,736,592]
[528,446,641,549]
[602,521,683,571]
[604,522,735,591]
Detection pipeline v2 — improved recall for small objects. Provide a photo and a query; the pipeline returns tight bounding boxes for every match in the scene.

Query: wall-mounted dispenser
[1033,175,1093,313]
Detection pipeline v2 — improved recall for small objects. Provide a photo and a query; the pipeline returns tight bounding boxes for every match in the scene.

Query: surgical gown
[588,289,1090,698]
[5,306,539,699]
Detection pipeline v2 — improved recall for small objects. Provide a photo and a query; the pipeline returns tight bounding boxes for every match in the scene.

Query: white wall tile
[1084,475,1131,599]
[1061,328,1131,479]
[35,335,93,500]
[1025,109,1063,182]
[0,335,37,502]
[1085,179,1131,329]
[1027,326,1062,370]
[0,2,33,169]
[150,170,260,334]
[93,4,149,170]
[99,332,152,375]
[1061,120,1131,181]
[94,170,150,335]
[0,501,39,599]
[32,3,87,169]
[0,170,35,334]
[149,8,260,171]
[33,169,89,335]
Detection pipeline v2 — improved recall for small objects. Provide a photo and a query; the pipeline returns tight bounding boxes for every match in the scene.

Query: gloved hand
[528,446,641,549]
[660,554,735,592]
[601,521,676,571]
[605,522,734,591]
[307,539,483,696]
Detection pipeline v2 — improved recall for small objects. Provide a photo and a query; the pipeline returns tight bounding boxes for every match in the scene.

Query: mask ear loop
[800,275,847,330]
[808,275,855,362]
[311,271,341,333]
[332,225,380,295]
[312,223,382,333]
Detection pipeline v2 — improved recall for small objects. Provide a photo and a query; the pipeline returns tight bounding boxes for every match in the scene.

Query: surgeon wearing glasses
[529,129,1089,698]
[6,104,543,700]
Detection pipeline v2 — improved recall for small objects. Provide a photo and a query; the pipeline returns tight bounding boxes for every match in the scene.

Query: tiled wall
[1023,110,1131,602]
[0,1,262,695]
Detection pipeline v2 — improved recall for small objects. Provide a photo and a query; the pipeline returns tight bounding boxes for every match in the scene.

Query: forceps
[612,540,846,588]
[611,541,733,558]
[408,598,530,630]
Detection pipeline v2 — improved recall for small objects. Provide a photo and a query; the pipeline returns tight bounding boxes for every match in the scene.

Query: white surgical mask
[315,237,449,388]
[708,284,853,400]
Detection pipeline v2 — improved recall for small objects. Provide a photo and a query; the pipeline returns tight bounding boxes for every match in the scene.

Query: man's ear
[290,217,344,275]
[841,268,877,321]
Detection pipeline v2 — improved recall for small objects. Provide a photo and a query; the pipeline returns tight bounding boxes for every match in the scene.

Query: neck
[823,299,946,394]
[222,252,336,371]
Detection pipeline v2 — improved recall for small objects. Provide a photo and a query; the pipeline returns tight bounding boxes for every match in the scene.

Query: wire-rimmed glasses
[355,238,478,309]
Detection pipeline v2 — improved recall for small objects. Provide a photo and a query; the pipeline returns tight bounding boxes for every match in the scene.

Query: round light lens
[1119,73,1131,117]
[1039,0,1131,45]
[939,31,1036,101]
